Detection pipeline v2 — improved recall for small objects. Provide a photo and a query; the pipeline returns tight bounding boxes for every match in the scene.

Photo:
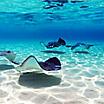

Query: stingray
[9,55,61,72]
[0,51,16,62]
[70,43,94,50]
[74,51,90,54]
[41,50,65,54]
[40,38,66,49]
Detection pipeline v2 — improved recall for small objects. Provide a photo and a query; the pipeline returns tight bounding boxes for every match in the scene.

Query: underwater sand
[0,40,104,104]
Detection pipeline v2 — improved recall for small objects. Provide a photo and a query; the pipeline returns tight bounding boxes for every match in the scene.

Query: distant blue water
[0,23,104,41]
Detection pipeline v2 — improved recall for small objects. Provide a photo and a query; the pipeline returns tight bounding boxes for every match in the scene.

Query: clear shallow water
[0,0,104,103]
[0,41,104,104]
[0,40,104,78]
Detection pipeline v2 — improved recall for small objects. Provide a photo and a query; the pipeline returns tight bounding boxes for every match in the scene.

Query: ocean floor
[0,40,104,104]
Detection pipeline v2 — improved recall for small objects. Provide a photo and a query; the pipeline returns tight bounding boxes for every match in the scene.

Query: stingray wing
[39,57,61,71]
[57,38,66,45]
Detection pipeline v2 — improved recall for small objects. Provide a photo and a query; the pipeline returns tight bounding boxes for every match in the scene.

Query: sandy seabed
[0,41,104,104]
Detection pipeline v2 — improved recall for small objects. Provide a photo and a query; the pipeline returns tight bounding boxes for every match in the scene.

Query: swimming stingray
[40,38,66,49]
[70,43,94,50]
[8,55,61,72]
[0,51,16,62]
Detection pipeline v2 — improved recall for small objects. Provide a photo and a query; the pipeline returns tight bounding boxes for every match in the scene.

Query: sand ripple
[0,41,104,104]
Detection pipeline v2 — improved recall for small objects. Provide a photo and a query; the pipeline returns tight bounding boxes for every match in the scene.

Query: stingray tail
[40,42,46,47]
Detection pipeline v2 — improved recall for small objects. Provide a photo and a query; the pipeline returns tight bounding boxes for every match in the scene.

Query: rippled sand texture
[0,41,104,104]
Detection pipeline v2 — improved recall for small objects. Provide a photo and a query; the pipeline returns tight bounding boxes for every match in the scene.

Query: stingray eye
[7,51,11,53]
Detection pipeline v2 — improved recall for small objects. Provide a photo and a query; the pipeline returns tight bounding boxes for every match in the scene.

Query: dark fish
[65,45,72,48]
[57,3,64,6]
[42,0,51,3]
[74,51,90,54]
[42,0,68,3]
[80,5,89,8]
[71,0,84,3]
[41,50,65,54]
[14,55,61,71]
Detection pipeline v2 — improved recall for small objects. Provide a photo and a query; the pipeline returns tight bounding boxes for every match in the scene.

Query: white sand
[0,41,104,104]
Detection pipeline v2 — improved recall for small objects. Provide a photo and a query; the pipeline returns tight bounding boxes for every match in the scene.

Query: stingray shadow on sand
[18,72,61,88]
[41,50,66,54]
[0,64,15,71]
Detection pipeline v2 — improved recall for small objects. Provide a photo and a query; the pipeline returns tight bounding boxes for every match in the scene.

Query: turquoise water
[0,1,104,103]
[0,0,104,40]
[0,40,103,76]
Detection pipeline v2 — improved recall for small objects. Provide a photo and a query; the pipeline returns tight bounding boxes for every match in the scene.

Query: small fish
[65,45,72,48]
[71,0,84,3]
[80,5,89,8]
[42,0,68,3]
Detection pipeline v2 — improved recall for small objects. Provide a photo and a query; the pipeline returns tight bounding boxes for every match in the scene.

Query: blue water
[0,0,104,41]
[0,1,104,103]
